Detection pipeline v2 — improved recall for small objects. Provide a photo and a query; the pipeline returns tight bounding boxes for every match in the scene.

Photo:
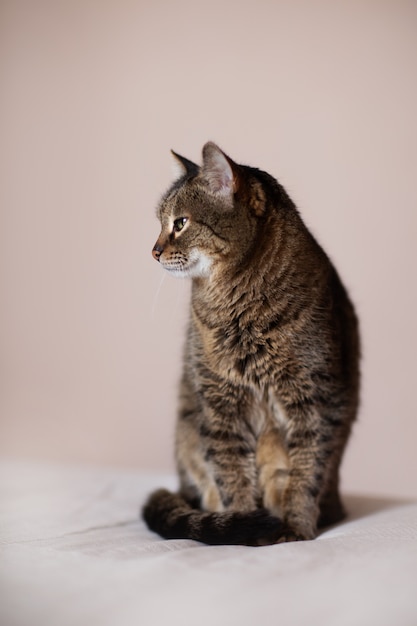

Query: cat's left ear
[201,142,238,197]
[171,150,199,180]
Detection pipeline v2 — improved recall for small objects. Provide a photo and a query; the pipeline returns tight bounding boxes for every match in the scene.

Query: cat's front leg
[179,374,260,513]
[200,423,259,513]
[274,406,327,541]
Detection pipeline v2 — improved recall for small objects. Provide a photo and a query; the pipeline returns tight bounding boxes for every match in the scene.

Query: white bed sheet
[1,459,416,626]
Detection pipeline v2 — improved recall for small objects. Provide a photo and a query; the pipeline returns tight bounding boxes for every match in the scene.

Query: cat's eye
[173,217,188,233]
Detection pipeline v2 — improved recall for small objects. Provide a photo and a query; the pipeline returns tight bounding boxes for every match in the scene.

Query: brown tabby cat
[143,142,360,545]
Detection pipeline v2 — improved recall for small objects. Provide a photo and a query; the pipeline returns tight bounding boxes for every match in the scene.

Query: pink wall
[1,0,416,498]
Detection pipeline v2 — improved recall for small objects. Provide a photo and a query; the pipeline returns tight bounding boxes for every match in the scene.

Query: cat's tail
[142,488,284,546]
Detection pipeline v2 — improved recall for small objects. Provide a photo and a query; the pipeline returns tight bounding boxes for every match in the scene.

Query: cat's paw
[276,530,308,543]
[275,523,316,543]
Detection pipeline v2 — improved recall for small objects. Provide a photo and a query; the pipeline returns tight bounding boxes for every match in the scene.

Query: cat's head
[152,142,268,279]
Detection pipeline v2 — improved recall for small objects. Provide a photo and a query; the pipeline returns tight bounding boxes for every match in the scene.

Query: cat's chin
[163,266,190,278]
[163,265,211,279]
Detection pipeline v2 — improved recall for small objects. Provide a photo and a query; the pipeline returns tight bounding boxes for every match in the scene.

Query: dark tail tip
[142,488,285,546]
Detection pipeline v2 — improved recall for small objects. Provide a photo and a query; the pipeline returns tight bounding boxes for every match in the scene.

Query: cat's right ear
[201,142,239,202]
[170,150,199,180]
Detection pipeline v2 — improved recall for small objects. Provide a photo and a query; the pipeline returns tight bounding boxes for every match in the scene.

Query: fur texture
[143,142,360,546]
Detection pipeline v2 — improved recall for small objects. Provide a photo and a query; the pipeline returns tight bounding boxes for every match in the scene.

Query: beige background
[1,0,416,498]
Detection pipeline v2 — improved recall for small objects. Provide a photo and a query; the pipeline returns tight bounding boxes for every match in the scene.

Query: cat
[143,142,360,546]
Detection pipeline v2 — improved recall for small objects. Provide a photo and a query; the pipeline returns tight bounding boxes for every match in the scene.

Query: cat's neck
[190,258,274,325]
[190,213,328,328]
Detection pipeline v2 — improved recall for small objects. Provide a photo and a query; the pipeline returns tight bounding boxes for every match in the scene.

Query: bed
[1,458,416,626]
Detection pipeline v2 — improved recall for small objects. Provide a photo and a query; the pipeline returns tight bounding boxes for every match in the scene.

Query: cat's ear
[170,150,199,179]
[201,142,237,197]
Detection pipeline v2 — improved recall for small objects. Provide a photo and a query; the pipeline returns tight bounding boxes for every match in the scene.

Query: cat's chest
[191,307,280,385]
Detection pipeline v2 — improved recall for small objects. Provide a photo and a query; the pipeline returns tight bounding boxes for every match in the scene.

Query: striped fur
[143,142,360,545]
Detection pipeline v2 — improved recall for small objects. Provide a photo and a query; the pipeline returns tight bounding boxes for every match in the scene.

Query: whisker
[151,271,167,317]
[173,277,189,319]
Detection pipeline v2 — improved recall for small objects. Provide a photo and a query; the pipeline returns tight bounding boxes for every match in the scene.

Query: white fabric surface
[1,459,416,626]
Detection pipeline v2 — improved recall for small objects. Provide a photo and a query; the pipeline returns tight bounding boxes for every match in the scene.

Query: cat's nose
[152,243,164,262]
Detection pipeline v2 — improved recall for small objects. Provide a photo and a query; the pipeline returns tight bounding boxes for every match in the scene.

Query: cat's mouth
[161,261,189,277]
[161,251,212,279]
